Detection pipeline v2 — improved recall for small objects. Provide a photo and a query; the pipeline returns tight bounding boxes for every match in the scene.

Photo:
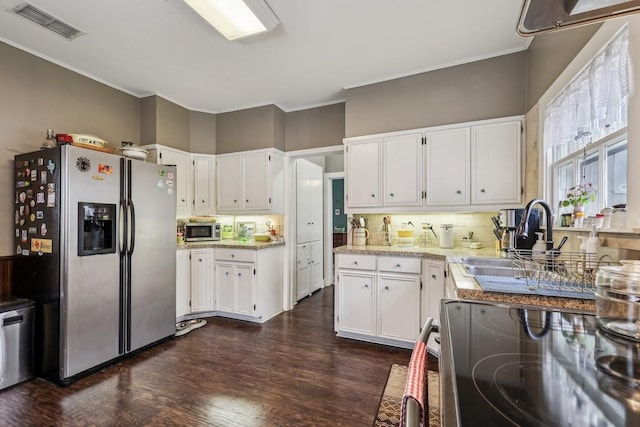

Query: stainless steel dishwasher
[0,297,35,391]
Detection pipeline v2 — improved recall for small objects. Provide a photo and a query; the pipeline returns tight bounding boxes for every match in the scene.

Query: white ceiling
[0,0,531,113]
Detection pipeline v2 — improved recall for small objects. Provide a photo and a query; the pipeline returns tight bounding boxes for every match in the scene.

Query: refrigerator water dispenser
[78,202,116,256]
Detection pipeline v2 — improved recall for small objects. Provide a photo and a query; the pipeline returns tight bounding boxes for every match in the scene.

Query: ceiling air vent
[13,2,85,40]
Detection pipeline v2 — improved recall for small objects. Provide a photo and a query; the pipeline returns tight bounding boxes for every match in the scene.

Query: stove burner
[596,355,640,387]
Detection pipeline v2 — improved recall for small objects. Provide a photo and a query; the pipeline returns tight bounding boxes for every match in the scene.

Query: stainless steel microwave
[184,223,220,242]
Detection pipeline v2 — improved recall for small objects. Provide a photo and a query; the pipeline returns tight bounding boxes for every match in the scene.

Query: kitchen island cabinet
[335,253,421,348]
[214,246,283,323]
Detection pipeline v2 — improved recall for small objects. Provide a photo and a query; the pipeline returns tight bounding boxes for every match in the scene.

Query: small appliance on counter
[184,222,220,242]
[498,208,540,254]
[439,224,454,248]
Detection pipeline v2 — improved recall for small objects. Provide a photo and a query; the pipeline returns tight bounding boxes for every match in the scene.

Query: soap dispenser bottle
[532,232,546,260]
[586,225,600,255]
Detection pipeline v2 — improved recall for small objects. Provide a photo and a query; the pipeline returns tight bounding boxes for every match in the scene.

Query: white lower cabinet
[422,259,445,354]
[176,250,191,319]
[296,241,324,301]
[191,248,213,312]
[338,270,376,335]
[214,246,283,323]
[336,253,422,348]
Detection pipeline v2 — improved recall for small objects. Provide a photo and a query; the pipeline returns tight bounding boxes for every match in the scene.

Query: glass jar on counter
[595,261,640,342]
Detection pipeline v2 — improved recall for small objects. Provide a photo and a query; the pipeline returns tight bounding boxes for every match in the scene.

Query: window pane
[578,153,600,217]
[607,140,627,207]
[556,162,575,212]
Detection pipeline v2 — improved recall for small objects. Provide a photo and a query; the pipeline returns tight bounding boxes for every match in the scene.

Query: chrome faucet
[517,199,554,251]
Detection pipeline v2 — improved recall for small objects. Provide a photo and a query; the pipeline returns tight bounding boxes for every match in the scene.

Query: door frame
[324,172,344,287]
[284,145,343,311]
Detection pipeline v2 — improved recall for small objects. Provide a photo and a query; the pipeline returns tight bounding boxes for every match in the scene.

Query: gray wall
[526,24,601,109]
[345,52,527,137]
[190,111,216,155]
[216,105,285,154]
[285,103,346,151]
[0,41,140,256]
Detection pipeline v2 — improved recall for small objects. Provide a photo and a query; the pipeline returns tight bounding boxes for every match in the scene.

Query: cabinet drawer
[337,254,377,271]
[378,256,421,274]
[215,248,256,263]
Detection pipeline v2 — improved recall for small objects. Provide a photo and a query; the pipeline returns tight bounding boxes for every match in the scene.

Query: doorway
[324,173,345,284]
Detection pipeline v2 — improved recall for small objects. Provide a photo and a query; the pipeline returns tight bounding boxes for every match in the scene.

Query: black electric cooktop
[444,301,640,427]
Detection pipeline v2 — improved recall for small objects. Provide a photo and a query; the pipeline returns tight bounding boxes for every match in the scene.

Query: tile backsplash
[355,212,499,247]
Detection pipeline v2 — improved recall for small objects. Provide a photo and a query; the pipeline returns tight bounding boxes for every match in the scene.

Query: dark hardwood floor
[0,287,412,426]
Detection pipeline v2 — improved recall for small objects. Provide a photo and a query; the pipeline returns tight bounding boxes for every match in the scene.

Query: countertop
[177,240,285,250]
[333,244,499,261]
[334,244,596,311]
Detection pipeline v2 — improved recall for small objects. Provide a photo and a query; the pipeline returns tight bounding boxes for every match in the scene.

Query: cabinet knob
[202,199,205,203]
[353,261,358,265]
[370,194,375,198]
[432,274,436,279]
[480,189,486,193]
[384,286,389,290]
[396,264,401,268]
[225,272,229,276]
[231,254,235,258]
[390,193,394,197]
[246,199,249,203]
[238,273,242,277]
[456,190,462,194]
[199,258,202,262]
[181,199,186,202]
[234,199,237,203]
[364,284,368,288]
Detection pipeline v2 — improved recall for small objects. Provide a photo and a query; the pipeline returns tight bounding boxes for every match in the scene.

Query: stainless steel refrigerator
[13,145,176,385]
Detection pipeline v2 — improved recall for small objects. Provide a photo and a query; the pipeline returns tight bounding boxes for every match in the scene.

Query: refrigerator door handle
[127,200,136,256]
[119,200,127,253]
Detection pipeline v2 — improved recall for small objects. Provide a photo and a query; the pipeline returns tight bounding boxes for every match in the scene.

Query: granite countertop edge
[177,240,285,250]
[333,244,499,260]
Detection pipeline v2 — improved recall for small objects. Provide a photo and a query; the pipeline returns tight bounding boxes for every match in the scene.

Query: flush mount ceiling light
[183,0,280,41]
[517,0,640,36]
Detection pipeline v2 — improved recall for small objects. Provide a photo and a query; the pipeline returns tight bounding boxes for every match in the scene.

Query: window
[544,27,629,218]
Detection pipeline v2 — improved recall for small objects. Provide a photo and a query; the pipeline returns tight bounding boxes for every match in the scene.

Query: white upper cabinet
[243,152,270,210]
[216,155,242,211]
[345,132,423,211]
[425,127,471,206]
[191,154,215,214]
[344,116,522,212]
[346,138,381,208]
[471,121,522,205]
[216,149,284,214]
[145,145,191,213]
[383,133,423,207]
[296,159,323,244]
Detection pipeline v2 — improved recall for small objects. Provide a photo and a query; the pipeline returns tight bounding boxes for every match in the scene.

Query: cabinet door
[383,133,423,206]
[471,121,522,204]
[160,149,190,211]
[425,127,470,206]
[190,249,212,312]
[309,241,323,292]
[192,155,215,214]
[422,261,445,354]
[217,155,242,211]
[338,271,376,335]
[215,263,234,312]
[243,152,270,210]
[296,244,311,301]
[235,264,255,316]
[377,274,420,342]
[296,159,323,243]
[346,139,381,208]
[176,250,191,319]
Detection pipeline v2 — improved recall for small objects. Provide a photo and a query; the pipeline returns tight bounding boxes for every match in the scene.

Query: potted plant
[562,182,595,213]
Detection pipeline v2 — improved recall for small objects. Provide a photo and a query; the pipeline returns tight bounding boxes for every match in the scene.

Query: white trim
[324,172,344,287]
[284,99,346,112]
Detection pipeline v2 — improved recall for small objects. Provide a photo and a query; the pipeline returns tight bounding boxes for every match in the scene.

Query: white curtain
[544,28,629,160]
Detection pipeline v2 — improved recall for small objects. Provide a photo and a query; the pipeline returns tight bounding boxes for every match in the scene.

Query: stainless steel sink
[463,265,515,277]
[458,257,514,268]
